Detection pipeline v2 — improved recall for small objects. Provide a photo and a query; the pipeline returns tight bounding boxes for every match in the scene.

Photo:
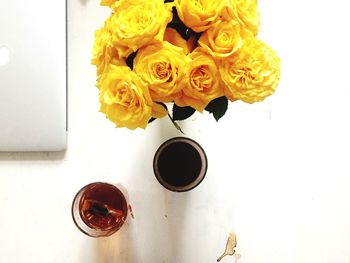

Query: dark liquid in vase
[157,141,202,187]
[79,183,127,231]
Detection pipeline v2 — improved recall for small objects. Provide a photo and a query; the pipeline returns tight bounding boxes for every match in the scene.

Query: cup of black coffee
[153,137,208,192]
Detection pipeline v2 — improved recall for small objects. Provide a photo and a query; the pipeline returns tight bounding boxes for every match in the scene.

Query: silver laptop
[0,0,67,151]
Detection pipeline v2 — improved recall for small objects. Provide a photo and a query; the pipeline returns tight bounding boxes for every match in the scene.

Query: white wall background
[1,0,350,262]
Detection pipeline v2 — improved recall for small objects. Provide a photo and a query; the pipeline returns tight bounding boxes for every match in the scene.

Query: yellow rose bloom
[198,19,250,59]
[222,0,260,36]
[175,49,224,112]
[164,28,194,55]
[134,42,189,103]
[219,39,280,103]
[98,65,167,130]
[91,18,122,78]
[175,0,225,32]
[109,0,173,58]
[100,0,117,7]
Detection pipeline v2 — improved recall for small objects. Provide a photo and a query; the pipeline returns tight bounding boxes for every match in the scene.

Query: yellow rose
[100,0,117,7]
[109,0,173,58]
[198,19,250,59]
[92,18,123,78]
[222,0,260,36]
[175,0,225,32]
[164,28,194,55]
[219,39,280,103]
[175,49,224,112]
[98,65,167,130]
[134,42,189,102]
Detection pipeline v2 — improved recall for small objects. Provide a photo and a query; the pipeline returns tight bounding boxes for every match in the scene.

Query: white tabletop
[1,0,350,262]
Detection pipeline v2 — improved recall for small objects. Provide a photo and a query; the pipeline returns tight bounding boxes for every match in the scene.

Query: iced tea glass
[71,182,128,237]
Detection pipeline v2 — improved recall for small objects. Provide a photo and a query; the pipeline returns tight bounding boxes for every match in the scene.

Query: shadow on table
[163,190,191,261]
[79,0,90,6]
[154,114,195,260]
[95,220,138,262]
[0,150,66,161]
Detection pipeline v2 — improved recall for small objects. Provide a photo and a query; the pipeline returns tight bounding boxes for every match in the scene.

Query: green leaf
[172,104,196,121]
[148,117,156,124]
[126,51,138,70]
[205,96,228,122]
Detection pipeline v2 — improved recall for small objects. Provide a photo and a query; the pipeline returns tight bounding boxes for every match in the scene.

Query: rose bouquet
[92,0,281,131]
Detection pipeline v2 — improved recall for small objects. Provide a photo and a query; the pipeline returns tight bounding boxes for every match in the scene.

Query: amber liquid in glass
[79,183,127,232]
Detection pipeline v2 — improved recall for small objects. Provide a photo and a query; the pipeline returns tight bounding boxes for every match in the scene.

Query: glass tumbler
[72,182,129,237]
[153,137,208,192]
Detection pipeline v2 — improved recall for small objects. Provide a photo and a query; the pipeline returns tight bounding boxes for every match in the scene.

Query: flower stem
[168,114,184,134]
